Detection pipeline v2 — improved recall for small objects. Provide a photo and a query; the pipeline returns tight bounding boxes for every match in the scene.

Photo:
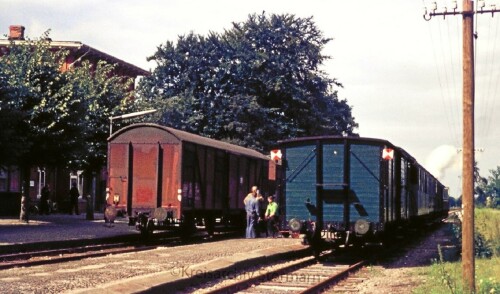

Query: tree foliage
[139,12,357,152]
[65,60,135,171]
[0,34,77,169]
[476,166,500,208]
[0,32,135,174]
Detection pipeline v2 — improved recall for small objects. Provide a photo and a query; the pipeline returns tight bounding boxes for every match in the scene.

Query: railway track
[0,230,241,270]
[204,254,366,294]
[0,241,160,270]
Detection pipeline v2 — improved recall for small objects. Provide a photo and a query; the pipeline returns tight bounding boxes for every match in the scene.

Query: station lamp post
[109,109,157,136]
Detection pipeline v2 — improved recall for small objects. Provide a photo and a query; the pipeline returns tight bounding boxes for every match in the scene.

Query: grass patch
[413,208,500,293]
[413,257,499,294]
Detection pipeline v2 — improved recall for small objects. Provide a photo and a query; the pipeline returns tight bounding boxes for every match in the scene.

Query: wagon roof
[277,135,402,151]
[278,135,392,146]
[277,135,442,183]
[277,135,421,165]
[110,123,270,161]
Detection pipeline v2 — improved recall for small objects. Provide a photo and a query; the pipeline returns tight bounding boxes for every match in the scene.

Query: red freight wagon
[106,123,275,235]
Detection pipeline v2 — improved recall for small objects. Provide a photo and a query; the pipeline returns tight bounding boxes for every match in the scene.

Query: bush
[451,208,498,258]
[475,208,500,257]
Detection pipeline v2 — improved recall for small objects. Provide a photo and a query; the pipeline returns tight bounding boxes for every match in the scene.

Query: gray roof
[110,123,270,161]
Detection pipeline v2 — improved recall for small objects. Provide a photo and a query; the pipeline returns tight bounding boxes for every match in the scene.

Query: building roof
[110,123,271,161]
[0,25,149,77]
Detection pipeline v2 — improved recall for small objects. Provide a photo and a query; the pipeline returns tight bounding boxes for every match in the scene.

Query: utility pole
[462,2,475,292]
[424,1,500,292]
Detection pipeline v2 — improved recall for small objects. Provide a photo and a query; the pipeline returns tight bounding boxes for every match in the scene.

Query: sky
[1,0,500,198]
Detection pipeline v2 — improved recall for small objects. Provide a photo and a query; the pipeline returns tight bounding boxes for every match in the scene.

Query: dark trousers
[266,215,278,237]
[40,198,49,215]
[70,199,79,215]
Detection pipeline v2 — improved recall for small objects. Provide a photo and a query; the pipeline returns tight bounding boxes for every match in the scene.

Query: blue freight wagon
[275,136,449,255]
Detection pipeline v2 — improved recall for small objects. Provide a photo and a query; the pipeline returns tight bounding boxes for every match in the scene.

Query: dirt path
[347,222,457,293]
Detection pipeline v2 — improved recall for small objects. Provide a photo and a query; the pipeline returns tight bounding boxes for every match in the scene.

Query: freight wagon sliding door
[160,143,180,212]
[130,143,159,210]
[192,146,228,211]
[108,143,130,209]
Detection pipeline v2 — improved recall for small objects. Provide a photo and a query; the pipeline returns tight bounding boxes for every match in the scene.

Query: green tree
[0,34,83,221]
[0,71,27,165]
[65,60,135,172]
[474,162,488,206]
[0,34,80,173]
[478,166,500,208]
[0,32,135,195]
[139,12,357,152]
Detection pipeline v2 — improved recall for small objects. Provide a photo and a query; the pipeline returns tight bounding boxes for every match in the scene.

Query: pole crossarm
[424,5,500,21]
[479,8,500,16]
[424,11,461,20]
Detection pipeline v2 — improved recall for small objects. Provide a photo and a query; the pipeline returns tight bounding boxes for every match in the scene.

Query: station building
[0,25,149,215]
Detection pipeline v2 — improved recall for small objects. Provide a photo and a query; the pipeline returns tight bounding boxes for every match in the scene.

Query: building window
[9,167,20,192]
[0,166,20,193]
[0,169,7,192]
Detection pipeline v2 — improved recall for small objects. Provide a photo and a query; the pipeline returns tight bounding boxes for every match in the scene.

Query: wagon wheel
[204,215,216,236]
[147,219,155,234]
[138,220,155,238]
[137,214,151,237]
[180,214,196,240]
[139,224,149,237]
[310,231,324,260]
